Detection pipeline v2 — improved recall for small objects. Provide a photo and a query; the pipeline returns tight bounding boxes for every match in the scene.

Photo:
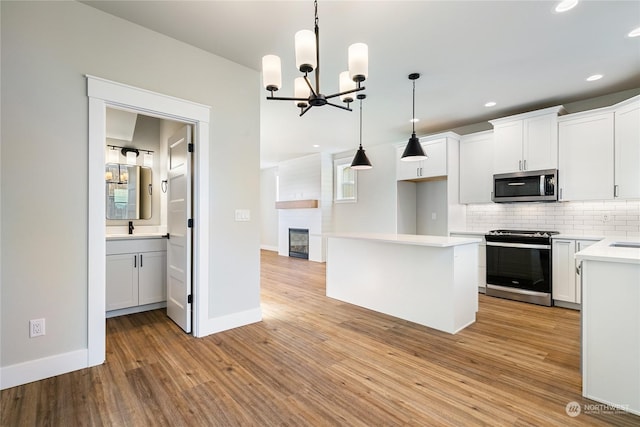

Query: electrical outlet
[29,318,45,338]
[602,214,611,223]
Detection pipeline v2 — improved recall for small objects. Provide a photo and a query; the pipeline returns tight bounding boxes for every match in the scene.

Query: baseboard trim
[196,307,262,338]
[1,349,88,390]
[260,245,278,252]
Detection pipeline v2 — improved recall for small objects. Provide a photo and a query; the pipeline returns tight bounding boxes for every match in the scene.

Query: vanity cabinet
[106,237,166,312]
[558,110,614,201]
[552,238,598,307]
[396,138,447,181]
[490,106,564,175]
[459,131,494,204]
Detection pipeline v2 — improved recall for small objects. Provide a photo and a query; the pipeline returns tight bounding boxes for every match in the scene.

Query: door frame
[87,75,211,366]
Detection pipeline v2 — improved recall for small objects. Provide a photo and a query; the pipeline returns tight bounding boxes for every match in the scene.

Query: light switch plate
[235,209,250,222]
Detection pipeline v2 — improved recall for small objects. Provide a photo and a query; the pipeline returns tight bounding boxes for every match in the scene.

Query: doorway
[87,76,211,367]
[104,110,194,332]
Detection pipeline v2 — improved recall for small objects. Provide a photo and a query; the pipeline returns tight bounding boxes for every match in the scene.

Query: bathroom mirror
[105,163,152,220]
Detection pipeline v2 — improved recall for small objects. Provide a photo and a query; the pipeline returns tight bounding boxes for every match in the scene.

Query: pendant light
[401,73,427,161]
[351,94,372,170]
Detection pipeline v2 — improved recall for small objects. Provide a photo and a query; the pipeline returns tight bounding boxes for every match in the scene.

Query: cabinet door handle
[140,254,143,268]
[134,255,137,268]
[523,159,527,170]
[559,188,563,201]
[614,184,619,197]
[519,160,522,171]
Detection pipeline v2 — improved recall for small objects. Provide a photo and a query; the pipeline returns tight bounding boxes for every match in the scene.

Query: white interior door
[167,124,192,333]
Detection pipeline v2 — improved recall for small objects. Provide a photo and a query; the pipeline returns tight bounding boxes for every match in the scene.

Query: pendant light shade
[262,54,282,91]
[339,71,356,104]
[351,94,372,170]
[348,43,369,82]
[401,132,426,160]
[401,73,427,162]
[294,29,317,72]
[351,146,372,170]
[294,77,310,108]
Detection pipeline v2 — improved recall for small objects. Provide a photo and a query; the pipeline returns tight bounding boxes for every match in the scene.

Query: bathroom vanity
[106,234,167,317]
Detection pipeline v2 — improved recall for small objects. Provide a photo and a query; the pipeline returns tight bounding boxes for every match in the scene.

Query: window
[334,157,357,202]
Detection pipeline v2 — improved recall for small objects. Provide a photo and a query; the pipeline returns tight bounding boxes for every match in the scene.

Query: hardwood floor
[2,249,639,426]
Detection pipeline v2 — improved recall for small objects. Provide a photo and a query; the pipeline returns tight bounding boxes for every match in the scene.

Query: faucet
[128,221,134,235]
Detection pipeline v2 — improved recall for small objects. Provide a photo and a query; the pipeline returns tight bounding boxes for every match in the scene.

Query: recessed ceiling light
[484,101,497,107]
[312,144,320,148]
[410,118,420,123]
[555,0,579,13]
[628,27,640,38]
[586,74,603,82]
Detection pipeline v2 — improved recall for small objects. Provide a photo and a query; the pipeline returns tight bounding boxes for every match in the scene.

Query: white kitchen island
[576,239,640,416]
[325,233,480,334]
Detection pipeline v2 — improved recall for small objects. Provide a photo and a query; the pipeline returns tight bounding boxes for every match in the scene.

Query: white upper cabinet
[396,138,447,181]
[558,110,614,201]
[614,96,640,199]
[490,106,564,174]
[459,130,494,204]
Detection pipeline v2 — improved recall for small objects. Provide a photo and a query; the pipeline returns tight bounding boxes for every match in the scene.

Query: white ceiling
[83,0,640,168]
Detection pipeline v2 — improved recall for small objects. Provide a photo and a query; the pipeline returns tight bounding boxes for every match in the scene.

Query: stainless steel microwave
[492,169,557,203]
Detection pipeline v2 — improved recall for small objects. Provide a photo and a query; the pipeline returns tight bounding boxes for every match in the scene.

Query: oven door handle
[486,242,551,250]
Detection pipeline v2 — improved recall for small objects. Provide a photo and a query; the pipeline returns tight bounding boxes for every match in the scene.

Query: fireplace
[289,228,309,259]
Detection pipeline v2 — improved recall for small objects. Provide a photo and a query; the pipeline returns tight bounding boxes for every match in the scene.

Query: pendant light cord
[412,79,416,134]
[359,98,363,148]
[314,0,318,27]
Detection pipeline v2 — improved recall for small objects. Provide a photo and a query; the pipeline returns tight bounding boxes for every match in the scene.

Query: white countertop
[106,233,167,241]
[325,232,481,248]
[449,230,489,236]
[575,238,640,264]
[553,234,604,241]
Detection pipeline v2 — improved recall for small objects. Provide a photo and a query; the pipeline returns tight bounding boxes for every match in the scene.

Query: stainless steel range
[485,229,559,306]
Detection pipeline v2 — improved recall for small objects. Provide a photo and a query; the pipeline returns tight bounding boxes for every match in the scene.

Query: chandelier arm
[325,86,365,100]
[266,96,310,101]
[325,101,353,111]
[303,75,318,98]
[299,105,313,117]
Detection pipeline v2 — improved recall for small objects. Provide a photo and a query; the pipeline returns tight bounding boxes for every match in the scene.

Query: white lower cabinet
[106,238,167,312]
[552,238,598,307]
[450,232,486,293]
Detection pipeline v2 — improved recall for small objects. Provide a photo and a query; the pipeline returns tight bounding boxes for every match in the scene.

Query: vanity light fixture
[350,94,372,170]
[261,0,368,116]
[401,73,427,162]
[107,146,119,163]
[143,151,153,168]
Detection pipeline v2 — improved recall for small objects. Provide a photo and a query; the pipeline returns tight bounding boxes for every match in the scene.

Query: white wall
[260,167,279,251]
[332,144,398,234]
[1,1,260,373]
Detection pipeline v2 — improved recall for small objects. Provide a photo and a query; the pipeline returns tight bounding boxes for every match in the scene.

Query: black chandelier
[261,0,368,116]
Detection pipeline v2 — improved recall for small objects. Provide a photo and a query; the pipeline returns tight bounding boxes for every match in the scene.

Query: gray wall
[1,1,260,367]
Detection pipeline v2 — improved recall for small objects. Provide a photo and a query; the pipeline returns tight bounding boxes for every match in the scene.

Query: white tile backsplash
[466,200,640,238]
